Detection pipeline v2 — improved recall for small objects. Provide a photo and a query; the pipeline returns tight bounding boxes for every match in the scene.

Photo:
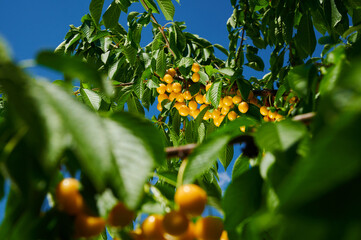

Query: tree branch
[235,27,245,66]
[140,0,176,58]
[166,144,198,159]
[164,112,316,159]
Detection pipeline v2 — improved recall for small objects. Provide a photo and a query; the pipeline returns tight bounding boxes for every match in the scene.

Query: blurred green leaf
[232,154,249,180]
[183,117,257,184]
[286,64,317,98]
[36,51,112,97]
[223,167,263,230]
[296,14,316,56]
[219,144,234,170]
[255,120,307,153]
[105,113,165,208]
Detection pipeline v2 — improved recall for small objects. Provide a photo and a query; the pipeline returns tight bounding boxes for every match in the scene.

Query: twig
[253,89,278,96]
[292,112,315,123]
[140,0,176,58]
[164,112,316,159]
[235,27,246,66]
[166,144,198,159]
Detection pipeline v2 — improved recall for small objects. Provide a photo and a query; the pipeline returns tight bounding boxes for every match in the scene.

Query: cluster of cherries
[156,63,287,132]
[56,178,134,238]
[131,184,227,240]
[56,179,227,240]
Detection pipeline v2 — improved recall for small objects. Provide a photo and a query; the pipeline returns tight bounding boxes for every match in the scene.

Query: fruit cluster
[156,63,277,132]
[132,184,227,240]
[259,106,283,122]
[56,178,134,238]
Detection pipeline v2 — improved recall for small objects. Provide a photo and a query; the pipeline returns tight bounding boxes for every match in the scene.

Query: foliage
[1,0,361,239]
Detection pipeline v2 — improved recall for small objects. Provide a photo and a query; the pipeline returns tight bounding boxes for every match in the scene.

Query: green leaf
[141,0,160,14]
[286,64,317,98]
[90,0,105,24]
[245,52,265,71]
[116,85,132,110]
[330,0,342,27]
[174,24,186,52]
[156,49,166,78]
[178,57,193,76]
[219,144,234,170]
[103,0,122,29]
[236,78,252,100]
[232,154,249,180]
[206,81,222,108]
[279,112,361,211]
[152,32,164,52]
[117,0,131,12]
[342,23,361,38]
[133,77,145,100]
[44,83,114,191]
[36,51,112,97]
[198,71,209,85]
[296,14,316,56]
[122,43,138,65]
[255,120,307,153]
[105,113,166,208]
[182,117,257,184]
[222,167,263,230]
[274,84,287,107]
[156,0,175,21]
[214,44,229,56]
[319,57,345,95]
[127,94,145,116]
[218,68,235,76]
[80,88,102,111]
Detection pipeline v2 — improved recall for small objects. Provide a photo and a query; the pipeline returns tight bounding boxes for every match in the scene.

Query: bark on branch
[164,112,316,159]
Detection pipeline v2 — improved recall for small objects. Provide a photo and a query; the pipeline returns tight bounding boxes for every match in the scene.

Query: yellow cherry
[238,102,249,114]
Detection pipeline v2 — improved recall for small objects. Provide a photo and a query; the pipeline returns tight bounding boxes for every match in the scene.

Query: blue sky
[0,0,276,225]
